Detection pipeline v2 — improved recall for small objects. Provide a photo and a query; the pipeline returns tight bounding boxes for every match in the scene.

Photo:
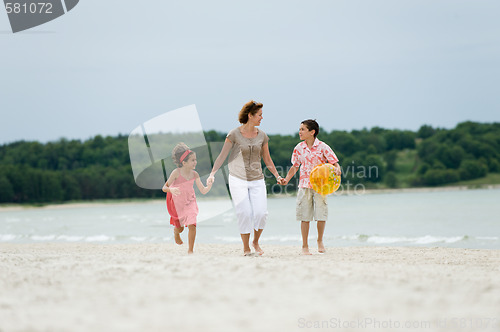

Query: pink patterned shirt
[291,138,339,188]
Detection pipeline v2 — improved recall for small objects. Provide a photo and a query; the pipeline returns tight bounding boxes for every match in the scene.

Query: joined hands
[206,175,215,186]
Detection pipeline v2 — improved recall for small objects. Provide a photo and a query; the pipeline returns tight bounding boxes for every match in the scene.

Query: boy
[280,119,341,255]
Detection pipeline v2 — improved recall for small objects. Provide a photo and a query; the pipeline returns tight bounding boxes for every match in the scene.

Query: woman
[207,100,282,256]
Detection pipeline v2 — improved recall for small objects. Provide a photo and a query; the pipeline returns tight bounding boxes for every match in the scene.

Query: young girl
[280,120,341,255]
[162,143,212,254]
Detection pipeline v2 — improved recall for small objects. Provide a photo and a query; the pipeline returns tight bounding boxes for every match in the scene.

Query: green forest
[0,121,499,204]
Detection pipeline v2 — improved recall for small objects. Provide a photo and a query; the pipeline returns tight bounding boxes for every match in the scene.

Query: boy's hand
[334,164,341,176]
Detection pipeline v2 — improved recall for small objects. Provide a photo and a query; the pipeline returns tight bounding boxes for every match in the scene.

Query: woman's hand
[207,174,215,185]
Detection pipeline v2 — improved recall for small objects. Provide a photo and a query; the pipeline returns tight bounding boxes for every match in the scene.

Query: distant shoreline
[269,183,500,198]
[360,183,500,195]
[1,184,499,211]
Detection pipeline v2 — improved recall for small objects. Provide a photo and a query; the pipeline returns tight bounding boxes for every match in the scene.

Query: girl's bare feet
[302,247,312,255]
[174,233,183,245]
[317,240,326,253]
[174,228,183,245]
[252,241,264,255]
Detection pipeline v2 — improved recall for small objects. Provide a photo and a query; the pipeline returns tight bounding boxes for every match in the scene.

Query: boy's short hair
[301,119,319,138]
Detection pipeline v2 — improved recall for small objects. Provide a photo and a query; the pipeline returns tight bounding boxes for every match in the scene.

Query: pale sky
[1,0,499,144]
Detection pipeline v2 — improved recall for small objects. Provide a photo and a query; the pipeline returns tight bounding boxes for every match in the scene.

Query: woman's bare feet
[302,247,312,255]
[242,243,253,256]
[252,241,264,255]
[317,240,326,253]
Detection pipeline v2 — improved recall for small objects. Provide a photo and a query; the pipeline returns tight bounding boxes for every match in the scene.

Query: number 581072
[5,2,53,14]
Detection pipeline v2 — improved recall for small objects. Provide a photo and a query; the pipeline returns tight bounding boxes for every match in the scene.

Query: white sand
[0,244,499,332]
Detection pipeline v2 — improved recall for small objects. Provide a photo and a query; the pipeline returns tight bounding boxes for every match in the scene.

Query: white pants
[228,175,268,234]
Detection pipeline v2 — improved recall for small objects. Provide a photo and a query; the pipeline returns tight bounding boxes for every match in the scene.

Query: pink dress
[166,173,198,227]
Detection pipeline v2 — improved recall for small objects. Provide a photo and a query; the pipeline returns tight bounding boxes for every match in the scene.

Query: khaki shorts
[296,188,328,222]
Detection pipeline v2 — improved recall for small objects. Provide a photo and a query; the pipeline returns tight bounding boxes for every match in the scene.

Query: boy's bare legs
[317,221,326,253]
[241,233,252,255]
[174,226,184,245]
[301,221,312,255]
[187,225,196,254]
[252,229,264,255]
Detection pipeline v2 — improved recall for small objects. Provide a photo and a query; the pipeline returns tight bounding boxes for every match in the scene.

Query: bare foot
[302,247,312,255]
[174,229,183,245]
[317,240,326,253]
[252,241,264,255]
[187,250,194,255]
[243,248,254,256]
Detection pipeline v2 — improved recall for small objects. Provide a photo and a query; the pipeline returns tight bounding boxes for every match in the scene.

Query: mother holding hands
[207,100,282,256]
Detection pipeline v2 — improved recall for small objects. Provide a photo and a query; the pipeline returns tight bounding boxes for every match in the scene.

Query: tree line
[0,121,499,203]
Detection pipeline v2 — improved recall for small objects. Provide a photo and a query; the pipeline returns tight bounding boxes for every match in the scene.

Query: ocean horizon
[1,187,499,249]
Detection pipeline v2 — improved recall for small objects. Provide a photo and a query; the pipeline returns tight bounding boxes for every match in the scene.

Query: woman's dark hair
[238,100,263,124]
[172,142,194,168]
[301,119,319,138]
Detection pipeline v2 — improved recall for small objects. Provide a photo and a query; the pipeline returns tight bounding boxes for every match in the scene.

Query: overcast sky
[1,0,499,144]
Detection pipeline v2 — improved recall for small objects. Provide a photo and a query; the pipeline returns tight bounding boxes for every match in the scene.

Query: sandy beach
[0,244,499,332]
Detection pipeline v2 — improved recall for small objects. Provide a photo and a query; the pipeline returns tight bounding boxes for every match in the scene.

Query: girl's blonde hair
[172,142,194,168]
[238,100,263,124]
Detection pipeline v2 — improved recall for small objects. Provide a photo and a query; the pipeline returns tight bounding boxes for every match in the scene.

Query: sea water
[1,188,499,249]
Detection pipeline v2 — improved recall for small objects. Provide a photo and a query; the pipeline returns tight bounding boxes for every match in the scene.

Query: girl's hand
[170,187,181,196]
[207,175,215,185]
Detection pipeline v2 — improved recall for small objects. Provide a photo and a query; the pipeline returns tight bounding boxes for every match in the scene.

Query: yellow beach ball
[309,163,341,196]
